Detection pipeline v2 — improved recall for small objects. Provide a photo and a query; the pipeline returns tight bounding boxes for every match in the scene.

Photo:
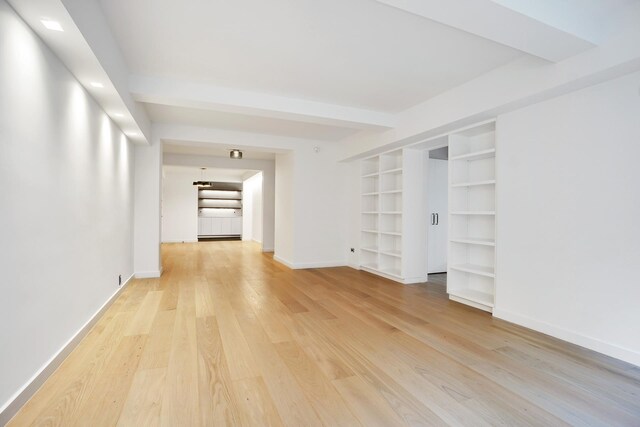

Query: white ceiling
[163,142,276,160]
[16,0,633,148]
[146,103,358,141]
[98,0,522,112]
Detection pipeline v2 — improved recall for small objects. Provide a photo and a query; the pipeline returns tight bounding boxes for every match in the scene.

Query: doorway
[427,146,448,278]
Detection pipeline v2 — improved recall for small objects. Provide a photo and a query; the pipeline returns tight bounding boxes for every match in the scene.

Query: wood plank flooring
[8,241,640,426]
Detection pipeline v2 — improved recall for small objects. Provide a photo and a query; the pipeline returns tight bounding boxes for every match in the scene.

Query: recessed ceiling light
[90,82,104,88]
[113,113,124,118]
[41,19,63,32]
[230,149,243,159]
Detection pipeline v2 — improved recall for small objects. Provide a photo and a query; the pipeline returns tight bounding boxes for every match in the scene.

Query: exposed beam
[376,0,596,62]
[130,76,396,130]
[8,0,151,144]
[153,123,328,151]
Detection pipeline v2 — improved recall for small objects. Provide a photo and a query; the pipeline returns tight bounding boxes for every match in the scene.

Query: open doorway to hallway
[162,165,262,244]
[427,145,448,285]
[160,142,277,254]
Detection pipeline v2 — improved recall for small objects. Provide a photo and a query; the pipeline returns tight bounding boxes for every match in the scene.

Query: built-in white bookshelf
[447,122,496,312]
[360,149,427,284]
[360,151,400,279]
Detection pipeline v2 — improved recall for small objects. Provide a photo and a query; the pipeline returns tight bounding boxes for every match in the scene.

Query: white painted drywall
[134,139,162,277]
[242,172,263,243]
[291,145,349,268]
[0,0,134,412]
[161,168,199,242]
[494,71,640,366]
[346,162,362,269]
[274,152,295,265]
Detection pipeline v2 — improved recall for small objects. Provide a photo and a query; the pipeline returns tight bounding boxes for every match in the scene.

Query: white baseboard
[252,238,263,244]
[262,246,274,253]
[161,239,197,243]
[292,260,346,269]
[273,255,294,268]
[135,270,162,279]
[493,308,640,367]
[273,255,345,269]
[0,274,135,425]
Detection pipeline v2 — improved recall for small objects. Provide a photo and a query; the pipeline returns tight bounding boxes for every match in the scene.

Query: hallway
[9,242,640,426]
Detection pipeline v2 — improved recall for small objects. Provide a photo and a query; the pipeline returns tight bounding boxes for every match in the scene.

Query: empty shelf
[380,249,401,258]
[448,289,494,308]
[451,180,496,188]
[450,264,495,278]
[450,237,495,246]
[451,148,495,161]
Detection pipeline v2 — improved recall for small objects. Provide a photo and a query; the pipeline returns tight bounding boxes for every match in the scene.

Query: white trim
[290,260,346,269]
[135,270,162,279]
[161,239,198,243]
[273,255,294,268]
[493,308,640,367]
[273,255,345,270]
[360,266,427,285]
[0,274,135,425]
[261,246,274,253]
[450,295,493,313]
[252,238,263,244]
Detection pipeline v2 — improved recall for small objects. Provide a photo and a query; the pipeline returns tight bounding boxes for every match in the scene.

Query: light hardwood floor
[9,242,640,426]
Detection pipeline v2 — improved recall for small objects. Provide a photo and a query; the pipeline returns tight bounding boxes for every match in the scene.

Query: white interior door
[428,158,448,273]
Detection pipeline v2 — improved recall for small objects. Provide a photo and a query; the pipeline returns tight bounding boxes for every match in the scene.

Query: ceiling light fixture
[230,149,243,159]
[41,19,63,31]
[193,168,212,187]
[90,82,104,88]
[113,113,124,118]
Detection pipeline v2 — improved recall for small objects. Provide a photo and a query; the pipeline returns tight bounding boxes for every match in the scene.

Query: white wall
[161,168,199,242]
[291,144,349,268]
[274,152,295,264]
[0,0,134,414]
[346,162,362,268]
[274,145,349,269]
[134,140,162,277]
[242,172,263,243]
[495,71,640,366]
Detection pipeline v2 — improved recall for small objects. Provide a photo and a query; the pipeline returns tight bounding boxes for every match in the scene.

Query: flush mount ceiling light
[90,82,104,88]
[41,19,63,31]
[230,149,243,159]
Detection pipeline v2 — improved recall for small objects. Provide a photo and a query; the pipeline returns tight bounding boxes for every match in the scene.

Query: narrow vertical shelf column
[447,122,497,312]
[360,156,380,270]
[359,148,427,284]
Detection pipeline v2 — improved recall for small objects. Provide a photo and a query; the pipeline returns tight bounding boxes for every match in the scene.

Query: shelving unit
[447,122,497,312]
[197,182,243,239]
[359,148,427,284]
[360,151,400,280]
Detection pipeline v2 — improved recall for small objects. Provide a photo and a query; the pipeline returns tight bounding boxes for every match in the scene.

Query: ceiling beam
[8,0,151,144]
[130,76,396,130]
[376,0,596,62]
